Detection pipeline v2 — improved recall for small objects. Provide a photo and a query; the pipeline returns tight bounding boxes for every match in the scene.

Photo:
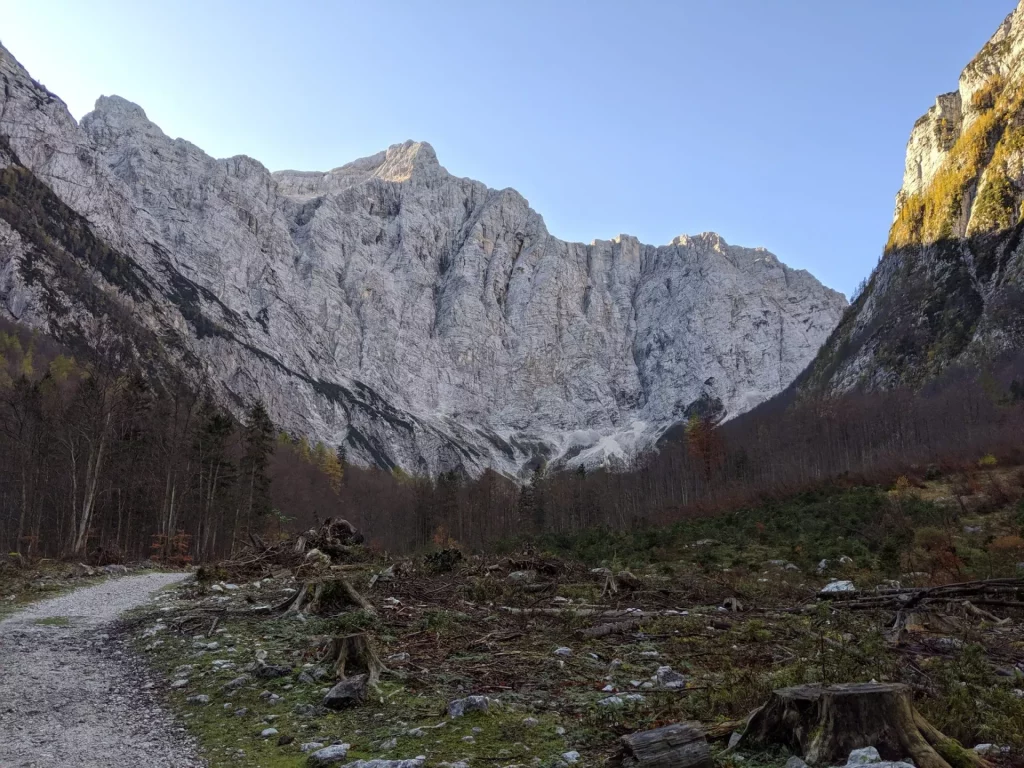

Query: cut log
[738,682,992,768]
[578,618,643,639]
[619,722,711,768]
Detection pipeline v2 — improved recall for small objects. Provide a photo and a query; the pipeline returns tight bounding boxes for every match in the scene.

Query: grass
[33,615,71,626]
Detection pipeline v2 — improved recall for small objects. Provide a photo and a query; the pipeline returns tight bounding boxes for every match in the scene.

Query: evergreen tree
[241,401,274,537]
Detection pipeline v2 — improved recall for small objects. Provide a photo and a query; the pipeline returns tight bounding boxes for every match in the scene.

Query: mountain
[806,2,1024,392]
[0,42,846,476]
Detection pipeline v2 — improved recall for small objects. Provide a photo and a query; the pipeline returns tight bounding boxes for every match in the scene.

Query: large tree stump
[619,722,711,768]
[738,683,992,768]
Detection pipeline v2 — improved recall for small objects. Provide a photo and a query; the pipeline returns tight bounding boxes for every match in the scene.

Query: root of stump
[320,632,386,686]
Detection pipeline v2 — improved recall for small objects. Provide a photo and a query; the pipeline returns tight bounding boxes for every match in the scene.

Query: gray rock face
[0,42,846,475]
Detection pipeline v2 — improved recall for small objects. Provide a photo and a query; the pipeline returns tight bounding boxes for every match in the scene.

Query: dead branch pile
[214,517,364,580]
[818,577,1024,612]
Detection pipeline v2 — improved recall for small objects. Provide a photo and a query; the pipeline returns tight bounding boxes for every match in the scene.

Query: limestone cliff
[807,2,1024,391]
[0,42,846,475]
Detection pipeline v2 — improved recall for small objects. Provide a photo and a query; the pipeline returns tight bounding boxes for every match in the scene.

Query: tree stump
[275,575,376,616]
[619,722,711,768]
[321,632,385,686]
[738,683,992,768]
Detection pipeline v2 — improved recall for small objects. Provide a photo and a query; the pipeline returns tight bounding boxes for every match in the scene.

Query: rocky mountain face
[0,42,846,476]
[806,2,1024,392]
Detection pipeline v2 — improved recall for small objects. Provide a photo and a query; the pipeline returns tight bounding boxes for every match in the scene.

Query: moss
[888,76,1015,251]
[971,169,1016,232]
[935,738,975,768]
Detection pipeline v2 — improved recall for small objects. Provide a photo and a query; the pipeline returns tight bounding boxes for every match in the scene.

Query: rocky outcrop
[0,42,846,475]
[807,2,1024,391]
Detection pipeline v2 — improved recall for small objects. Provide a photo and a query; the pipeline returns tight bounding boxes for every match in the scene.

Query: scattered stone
[846,747,881,765]
[820,580,856,594]
[562,751,580,764]
[170,679,189,689]
[553,647,572,657]
[380,738,398,750]
[323,675,368,709]
[508,570,537,583]
[785,758,809,768]
[298,671,316,685]
[103,564,129,575]
[448,695,491,718]
[302,742,326,753]
[234,708,248,717]
[655,666,687,689]
[727,732,742,749]
[260,727,279,738]
[386,652,411,664]
[461,735,475,743]
[210,584,224,593]
[255,661,292,678]
[523,717,539,727]
[338,759,425,768]
[223,675,250,690]
[307,743,352,766]
[934,637,965,651]
[598,696,624,707]
[186,694,210,705]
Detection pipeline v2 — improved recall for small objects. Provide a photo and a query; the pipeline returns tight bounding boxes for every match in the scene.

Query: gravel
[0,572,205,767]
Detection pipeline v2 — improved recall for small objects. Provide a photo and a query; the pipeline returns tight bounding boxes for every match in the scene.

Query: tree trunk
[619,722,711,768]
[737,683,993,768]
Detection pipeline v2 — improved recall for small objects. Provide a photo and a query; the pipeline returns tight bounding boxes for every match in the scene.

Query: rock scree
[0,572,204,767]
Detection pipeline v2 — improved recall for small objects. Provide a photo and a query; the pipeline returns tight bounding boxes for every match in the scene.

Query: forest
[0,315,1022,563]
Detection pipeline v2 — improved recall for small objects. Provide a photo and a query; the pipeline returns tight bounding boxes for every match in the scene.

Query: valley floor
[121,470,1024,767]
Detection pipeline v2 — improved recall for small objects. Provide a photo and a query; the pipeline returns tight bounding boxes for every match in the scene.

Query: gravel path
[0,572,205,767]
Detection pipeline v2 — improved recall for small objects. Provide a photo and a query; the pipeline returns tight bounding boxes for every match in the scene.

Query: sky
[1,0,1018,297]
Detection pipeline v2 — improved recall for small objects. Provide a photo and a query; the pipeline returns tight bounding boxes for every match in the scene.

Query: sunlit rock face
[804,2,1024,393]
[0,43,846,475]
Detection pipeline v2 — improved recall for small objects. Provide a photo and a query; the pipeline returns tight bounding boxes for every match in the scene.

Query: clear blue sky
[3,0,1017,296]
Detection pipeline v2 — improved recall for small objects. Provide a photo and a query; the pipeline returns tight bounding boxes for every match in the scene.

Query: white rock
[846,747,882,765]
[0,45,847,477]
[821,580,856,594]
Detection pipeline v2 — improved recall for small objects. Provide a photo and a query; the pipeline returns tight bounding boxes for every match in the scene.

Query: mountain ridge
[0,41,846,476]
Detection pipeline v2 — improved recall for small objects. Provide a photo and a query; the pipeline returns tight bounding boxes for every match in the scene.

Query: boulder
[447,695,491,718]
[322,675,368,709]
[307,743,351,766]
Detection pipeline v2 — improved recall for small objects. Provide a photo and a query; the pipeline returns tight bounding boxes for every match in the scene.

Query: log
[738,682,992,768]
[619,722,711,768]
